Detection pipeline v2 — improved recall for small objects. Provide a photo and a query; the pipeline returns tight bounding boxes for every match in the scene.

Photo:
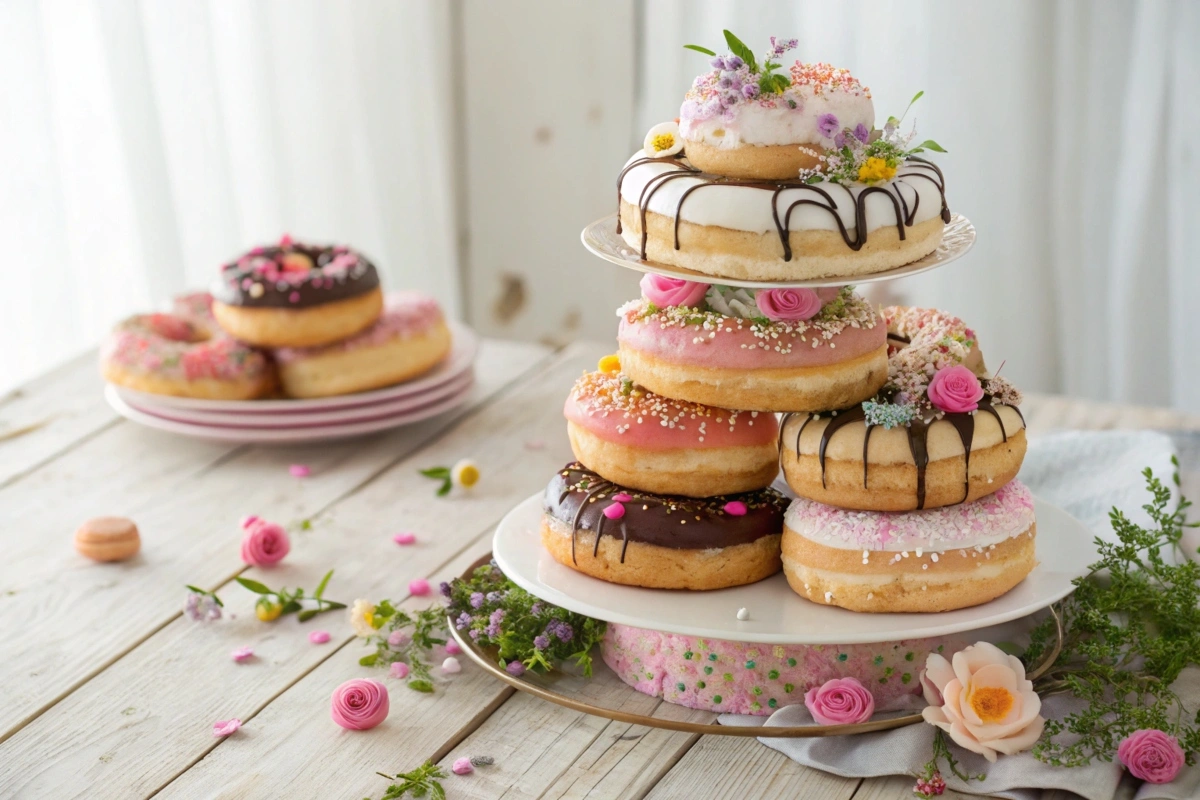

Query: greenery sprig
[365,761,446,800]
[446,561,606,676]
[358,602,446,693]
[1021,461,1200,767]
[684,30,793,95]
[236,569,347,622]
[915,728,983,795]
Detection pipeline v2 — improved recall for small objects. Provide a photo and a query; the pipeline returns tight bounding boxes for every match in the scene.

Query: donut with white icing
[211,236,383,348]
[617,282,887,413]
[564,365,778,498]
[273,291,451,398]
[101,310,274,400]
[541,463,787,590]
[782,481,1038,613]
[780,306,1026,511]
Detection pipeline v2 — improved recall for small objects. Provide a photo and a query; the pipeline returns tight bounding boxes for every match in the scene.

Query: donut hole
[144,313,208,344]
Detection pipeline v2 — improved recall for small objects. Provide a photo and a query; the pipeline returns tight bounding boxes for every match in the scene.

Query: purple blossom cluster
[184,591,221,621]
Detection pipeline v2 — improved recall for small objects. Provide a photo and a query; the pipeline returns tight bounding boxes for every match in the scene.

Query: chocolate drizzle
[617,154,950,262]
[781,397,1018,509]
[545,463,788,564]
[213,242,380,309]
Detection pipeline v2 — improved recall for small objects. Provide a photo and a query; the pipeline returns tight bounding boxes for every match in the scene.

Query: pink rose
[1117,729,1185,784]
[640,274,709,308]
[927,364,985,413]
[804,677,875,725]
[755,288,824,321]
[240,518,290,567]
[330,678,390,730]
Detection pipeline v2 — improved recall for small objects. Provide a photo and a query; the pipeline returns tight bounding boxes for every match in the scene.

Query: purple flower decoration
[438,581,452,598]
[468,629,480,640]
[710,56,727,70]
[534,635,550,650]
[506,661,526,677]
[469,592,484,609]
[833,131,847,149]
[455,612,472,630]
[725,55,744,70]
[530,602,543,616]
[742,83,760,99]
[817,113,840,139]
[717,74,734,89]
[854,123,870,143]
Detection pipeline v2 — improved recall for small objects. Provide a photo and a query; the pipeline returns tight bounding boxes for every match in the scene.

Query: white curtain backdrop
[637,0,1200,411]
[0,0,460,391]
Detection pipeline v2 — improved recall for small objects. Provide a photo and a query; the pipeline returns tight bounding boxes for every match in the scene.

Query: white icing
[680,91,874,148]
[619,153,944,235]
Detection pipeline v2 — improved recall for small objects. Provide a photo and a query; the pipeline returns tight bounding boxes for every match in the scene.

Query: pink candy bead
[409,578,431,596]
[393,532,417,545]
[612,493,632,502]
[309,630,331,644]
[389,661,410,679]
[452,757,474,775]
[723,501,748,516]
[445,641,462,655]
[289,464,311,478]
[602,503,625,520]
[231,646,254,662]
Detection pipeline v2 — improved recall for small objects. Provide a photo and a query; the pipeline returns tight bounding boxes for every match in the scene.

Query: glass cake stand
[449,553,1066,738]
[580,212,975,289]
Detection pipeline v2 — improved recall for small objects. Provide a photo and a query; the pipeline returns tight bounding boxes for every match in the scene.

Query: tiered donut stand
[449,212,1086,737]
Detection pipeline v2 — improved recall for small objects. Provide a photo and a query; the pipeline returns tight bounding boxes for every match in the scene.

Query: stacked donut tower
[530,33,1036,715]
[101,236,452,400]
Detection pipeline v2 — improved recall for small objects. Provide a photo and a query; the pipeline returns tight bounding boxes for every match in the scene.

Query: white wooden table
[2,339,1198,800]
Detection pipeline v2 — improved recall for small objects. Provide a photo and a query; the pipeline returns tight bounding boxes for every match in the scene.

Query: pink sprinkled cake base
[601,623,969,716]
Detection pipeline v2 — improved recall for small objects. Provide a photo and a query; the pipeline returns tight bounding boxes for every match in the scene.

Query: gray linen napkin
[720,430,1200,799]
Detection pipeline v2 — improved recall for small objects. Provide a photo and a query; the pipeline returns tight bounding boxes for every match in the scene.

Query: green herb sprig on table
[1023,460,1200,766]
[236,569,347,622]
[365,761,446,800]
[358,602,446,693]
[446,561,606,676]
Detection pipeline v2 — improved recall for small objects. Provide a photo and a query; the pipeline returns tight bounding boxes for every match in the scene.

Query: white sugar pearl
[441,657,461,674]
[736,607,750,621]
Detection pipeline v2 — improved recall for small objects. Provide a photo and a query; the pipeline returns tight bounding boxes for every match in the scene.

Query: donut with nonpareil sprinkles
[101,311,274,400]
[541,463,788,590]
[617,280,887,412]
[564,362,778,498]
[782,481,1037,612]
[273,291,452,398]
[211,236,383,348]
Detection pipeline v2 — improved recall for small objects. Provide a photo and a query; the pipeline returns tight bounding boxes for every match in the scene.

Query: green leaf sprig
[236,569,347,622]
[358,601,446,693]
[366,761,446,800]
[419,467,453,497]
[1023,461,1200,767]
[683,31,792,96]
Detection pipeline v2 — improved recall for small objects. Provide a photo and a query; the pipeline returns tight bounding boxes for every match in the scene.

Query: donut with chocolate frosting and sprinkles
[540,462,787,590]
[210,235,384,348]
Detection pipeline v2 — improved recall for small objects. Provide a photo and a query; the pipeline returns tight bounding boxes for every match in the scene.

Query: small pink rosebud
[330,679,389,730]
[387,630,409,648]
[240,518,290,567]
[389,661,410,679]
[452,757,474,775]
[409,578,431,596]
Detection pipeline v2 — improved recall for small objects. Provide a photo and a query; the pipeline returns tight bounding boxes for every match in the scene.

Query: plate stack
[105,322,477,443]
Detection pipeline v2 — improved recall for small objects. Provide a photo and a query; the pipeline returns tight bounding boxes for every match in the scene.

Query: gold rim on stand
[447,553,1065,738]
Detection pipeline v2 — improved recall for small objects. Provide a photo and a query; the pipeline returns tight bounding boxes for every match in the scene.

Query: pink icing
[756,288,823,321]
[786,481,1035,552]
[274,291,443,364]
[927,364,984,413]
[563,371,776,450]
[602,623,966,716]
[102,311,269,383]
[617,298,883,370]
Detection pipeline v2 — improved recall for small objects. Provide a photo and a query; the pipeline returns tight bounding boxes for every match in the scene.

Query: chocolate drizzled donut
[544,463,788,564]
[212,237,381,310]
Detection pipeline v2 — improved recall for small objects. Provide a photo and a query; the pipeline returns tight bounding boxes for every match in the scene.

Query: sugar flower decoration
[350,599,380,638]
[640,273,709,308]
[920,641,1045,762]
[755,288,824,321]
[420,459,480,496]
[1117,729,1185,784]
[451,757,474,775]
[330,678,390,730]
[643,121,683,158]
[239,516,290,567]
[804,677,875,725]
[927,364,985,414]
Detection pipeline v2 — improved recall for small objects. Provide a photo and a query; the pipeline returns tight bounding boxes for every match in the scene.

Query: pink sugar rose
[239,518,290,567]
[452,757,474,775]
[804,677,875,725]
[927,364,985,413]
[330,678,390,730]
[1117,729,1185,784]
[640,274,709,308]
[755,288,824,321]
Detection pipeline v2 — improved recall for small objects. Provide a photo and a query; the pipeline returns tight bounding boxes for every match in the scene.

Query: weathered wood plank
[0,350,119,487]
[0,342,601,798]
[0,340,548,743]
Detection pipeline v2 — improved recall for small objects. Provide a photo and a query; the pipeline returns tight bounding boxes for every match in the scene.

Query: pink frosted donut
[564,367,778,497]
[101,311,274,400]
[272,291,451,398]
[602,623,969,716]
[782,481,1037,613]
[617,286,887,412]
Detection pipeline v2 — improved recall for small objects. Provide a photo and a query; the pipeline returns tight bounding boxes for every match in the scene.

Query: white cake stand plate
[492,492,1094,645]
[580,212,975,289]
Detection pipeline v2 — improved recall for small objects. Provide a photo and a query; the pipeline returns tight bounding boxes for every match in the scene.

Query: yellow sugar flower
[857,157,896,184]
[597,354,621,374]
[349,599,377,637]
[255,596,283,622]
[451,459,480,489]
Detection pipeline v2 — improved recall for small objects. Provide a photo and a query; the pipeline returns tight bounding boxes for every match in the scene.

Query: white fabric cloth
[636,0,1200,411]
[719,430,1199,798]
[0,0,460,391]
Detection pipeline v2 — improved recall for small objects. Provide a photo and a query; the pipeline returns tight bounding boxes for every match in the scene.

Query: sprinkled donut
[780,306,1026,511]
[101,309,274,400]
[541,463,787,590]
[564,361,778,498]
[617,277,887,412]
[782,481,1038,613]
[211,235,383,348]
[272,291,451,398]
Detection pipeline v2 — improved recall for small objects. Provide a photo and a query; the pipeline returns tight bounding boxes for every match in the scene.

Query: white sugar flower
[643,121,684,158]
